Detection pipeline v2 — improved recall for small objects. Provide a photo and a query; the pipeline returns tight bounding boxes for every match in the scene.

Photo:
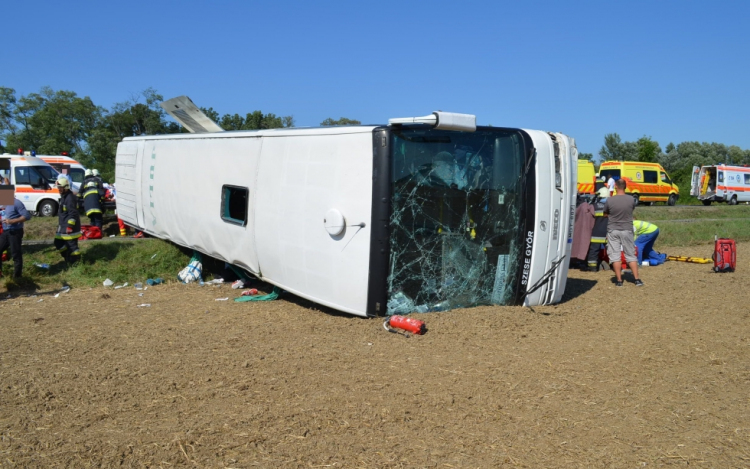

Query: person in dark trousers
[79,169,103,229]
[587,187,610,271]
[633,220,660,264]
[0,197,32,278]
[54,177,82,266]
[603,178,643,287]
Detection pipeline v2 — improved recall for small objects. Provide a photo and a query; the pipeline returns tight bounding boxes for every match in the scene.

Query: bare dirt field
[1,243,749,468]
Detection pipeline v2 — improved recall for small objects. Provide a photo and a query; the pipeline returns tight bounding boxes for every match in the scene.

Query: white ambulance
[0,153,61,216]
[691,164,750,205]
[36,154,87,193]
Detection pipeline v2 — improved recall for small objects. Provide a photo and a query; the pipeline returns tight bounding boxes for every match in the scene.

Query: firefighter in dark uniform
[587,187,610,271]
[79,169,103,229]
[54,176,82,266]
[92,169,104,190]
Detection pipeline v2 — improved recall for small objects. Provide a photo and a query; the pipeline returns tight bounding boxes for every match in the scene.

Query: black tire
[702,199,712,206]
[632,194,640,205]
[729,195,738,206]
[38,200,58,217]
[668,194,677,206]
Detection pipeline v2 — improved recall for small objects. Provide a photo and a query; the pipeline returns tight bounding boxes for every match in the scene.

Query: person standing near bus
[54,177,82,266]
[80,169,103,229]
[0,196,32,278]
[607,175,616,197]
[586,187,610,271]
[603,178,643,287]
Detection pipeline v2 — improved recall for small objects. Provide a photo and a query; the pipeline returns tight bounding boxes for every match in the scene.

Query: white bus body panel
[116,127,375,316]
[254,132,373,315]
[521,130,576,307]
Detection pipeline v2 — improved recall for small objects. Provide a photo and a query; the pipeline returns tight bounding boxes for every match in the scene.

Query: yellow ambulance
[577,159,596,195]
[598,161,679,205]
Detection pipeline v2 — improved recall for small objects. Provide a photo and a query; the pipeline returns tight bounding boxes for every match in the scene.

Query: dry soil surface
[1,243,749,468]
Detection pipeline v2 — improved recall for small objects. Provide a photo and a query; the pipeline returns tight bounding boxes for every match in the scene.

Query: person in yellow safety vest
[586,187,610,271]
[633,220,659,264]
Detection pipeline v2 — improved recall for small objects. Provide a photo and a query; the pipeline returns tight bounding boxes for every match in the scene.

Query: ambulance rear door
[690,165,700,196]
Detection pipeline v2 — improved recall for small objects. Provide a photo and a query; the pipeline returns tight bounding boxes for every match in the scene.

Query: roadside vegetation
[579,134,750,207]
[636,204,750,247]
[2,237,190,292]
[0,86,360,183]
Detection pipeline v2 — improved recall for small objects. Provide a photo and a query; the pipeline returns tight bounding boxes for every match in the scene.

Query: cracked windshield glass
[388,127,528,314]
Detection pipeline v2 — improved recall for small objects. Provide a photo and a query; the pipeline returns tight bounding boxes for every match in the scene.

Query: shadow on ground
[561,277,598,302]
[79,242,136,264]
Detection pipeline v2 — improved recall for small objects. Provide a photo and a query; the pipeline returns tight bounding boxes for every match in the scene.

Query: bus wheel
[38,200,58,217]
[632,194,640,205]
[668,194,677,206]
[702,199,712,206]
[729,195,738,205]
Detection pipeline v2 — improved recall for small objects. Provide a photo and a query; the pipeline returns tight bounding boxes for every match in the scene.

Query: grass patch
[655,219,750,247]
[637,204,750,221]
[635,205,750,247]
[3,238,191,292]
[22,214,121,240]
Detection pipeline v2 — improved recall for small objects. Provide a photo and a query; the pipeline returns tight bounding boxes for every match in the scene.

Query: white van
[691,164,750,205]
[36,154,86,193]
[116,104,577,317]
[0,154,61,216]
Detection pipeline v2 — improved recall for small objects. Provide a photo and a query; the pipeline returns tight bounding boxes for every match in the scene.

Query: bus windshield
[388,127,529,313]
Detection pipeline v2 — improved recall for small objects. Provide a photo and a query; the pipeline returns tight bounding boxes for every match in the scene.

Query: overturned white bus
[115,103,577,317]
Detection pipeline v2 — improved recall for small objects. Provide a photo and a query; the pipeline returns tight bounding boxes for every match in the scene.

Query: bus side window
[660,172,670,184]
[745,174,750,185]
[221,185,249,227]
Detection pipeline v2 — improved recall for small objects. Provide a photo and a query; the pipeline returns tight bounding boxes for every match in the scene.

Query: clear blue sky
[4,0,749,157]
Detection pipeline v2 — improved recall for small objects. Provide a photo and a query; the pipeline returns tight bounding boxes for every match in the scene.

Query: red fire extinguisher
[385,315,426,335]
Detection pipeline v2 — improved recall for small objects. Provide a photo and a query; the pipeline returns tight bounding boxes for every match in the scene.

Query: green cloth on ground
[234,286,281,302]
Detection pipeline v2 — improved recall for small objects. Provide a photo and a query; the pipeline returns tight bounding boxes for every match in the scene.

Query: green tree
[1,86,101,157]
[87,88,181,181]
[578,152,593,161]
[635,136,662,163]
[199,107,220,124]
[0,87,18,152]
[204,109,295,131]
[598,133,623,161]
[320,117,361,126]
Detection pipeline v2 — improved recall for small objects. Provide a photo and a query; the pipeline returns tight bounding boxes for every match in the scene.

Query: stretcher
[666,255,712,264]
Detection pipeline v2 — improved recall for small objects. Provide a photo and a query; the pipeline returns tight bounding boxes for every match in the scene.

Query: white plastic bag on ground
[178,252,203,284]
